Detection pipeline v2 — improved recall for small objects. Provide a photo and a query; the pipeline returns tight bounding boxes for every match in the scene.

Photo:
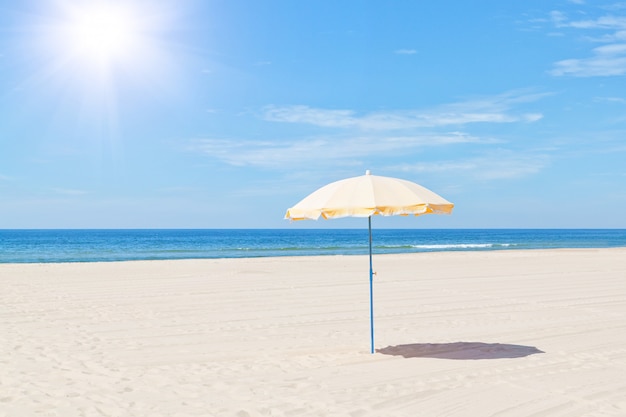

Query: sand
[2,248,626,416]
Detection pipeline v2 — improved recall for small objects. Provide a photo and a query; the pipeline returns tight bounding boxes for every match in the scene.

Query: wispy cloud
[549,9,626,76]
[395,151,550,180]
[263,91,544,130]
[563,15,626,30]
[187,91,549,178]
[549,10,568,27]
[602,3,626,12]
[583,30,626,43]
[264,106,357,128]
[187,132,492,169]
[593,96,626,104]
[394,49,417,55]
[551,43,626,76]
[550,11,626,30]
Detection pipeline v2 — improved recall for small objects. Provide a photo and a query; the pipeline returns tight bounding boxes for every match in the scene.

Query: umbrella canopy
[285,170,454,353]
[286,170,453,220]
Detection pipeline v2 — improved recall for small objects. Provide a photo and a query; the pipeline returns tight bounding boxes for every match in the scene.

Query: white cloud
[188,92,546,174]
[603,3,626,12]
[394,49,417,55]
[263,92,544,130]
[263,106,357,128]
[550,11,568,27]
[551,11,626,30]
[188,132,491,169]
[593,96,626,103]
[595,43,626,54]
[396,151,549,180]
[548,8,626,77]
[567,15,626,29]
[551,43,626,76]
[583,30,626,43]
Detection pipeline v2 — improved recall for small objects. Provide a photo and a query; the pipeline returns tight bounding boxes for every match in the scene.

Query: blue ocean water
[1,229,626,264]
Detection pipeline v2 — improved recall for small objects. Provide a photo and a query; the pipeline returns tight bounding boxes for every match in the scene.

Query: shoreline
[2,245,626,266]
[3,248,626,416]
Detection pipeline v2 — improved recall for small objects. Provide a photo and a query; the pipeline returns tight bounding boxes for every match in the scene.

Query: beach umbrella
[285,170,454,353]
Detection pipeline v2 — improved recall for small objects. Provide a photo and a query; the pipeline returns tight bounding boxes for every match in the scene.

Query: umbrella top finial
[365,170,371,175]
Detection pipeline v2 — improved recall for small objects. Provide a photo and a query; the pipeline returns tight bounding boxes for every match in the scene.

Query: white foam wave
[411,243,494,249]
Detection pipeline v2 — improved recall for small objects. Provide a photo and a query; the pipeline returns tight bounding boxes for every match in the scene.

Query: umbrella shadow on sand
[377,342,544,360]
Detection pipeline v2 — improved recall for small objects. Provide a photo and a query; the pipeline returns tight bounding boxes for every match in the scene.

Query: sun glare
[63,4,140,68]
[69,6,135,63]
[29,0,177,122]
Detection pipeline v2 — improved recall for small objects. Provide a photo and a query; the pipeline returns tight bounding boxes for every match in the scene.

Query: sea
[1,229,626,264]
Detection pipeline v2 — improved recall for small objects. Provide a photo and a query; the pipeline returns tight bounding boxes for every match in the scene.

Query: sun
[68,5,136,65]
[61,3,141,69]
[32,1,177,82]
[28,0,177,122]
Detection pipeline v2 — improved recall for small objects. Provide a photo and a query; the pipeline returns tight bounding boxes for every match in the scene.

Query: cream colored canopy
[285,170,454,221]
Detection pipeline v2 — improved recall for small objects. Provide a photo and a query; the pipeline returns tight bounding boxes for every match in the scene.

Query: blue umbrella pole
[369,216,374,354]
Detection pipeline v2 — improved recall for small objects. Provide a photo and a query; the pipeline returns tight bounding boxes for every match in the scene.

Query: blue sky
[1,0,625,228]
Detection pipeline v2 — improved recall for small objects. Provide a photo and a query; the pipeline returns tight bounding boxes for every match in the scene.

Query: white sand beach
[2,248,626,416]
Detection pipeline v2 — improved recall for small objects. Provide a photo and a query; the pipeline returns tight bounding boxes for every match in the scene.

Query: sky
[1,0,625,229]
